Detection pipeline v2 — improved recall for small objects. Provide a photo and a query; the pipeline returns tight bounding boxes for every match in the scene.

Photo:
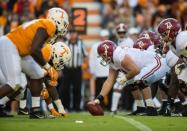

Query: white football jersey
[117,37,134,48]
[110,47,157,72]
[165,50,179,67]
[175,31,187,58]
[147,45,156,52]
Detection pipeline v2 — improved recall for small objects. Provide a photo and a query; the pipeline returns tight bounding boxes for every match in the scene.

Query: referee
[60,28,87,111]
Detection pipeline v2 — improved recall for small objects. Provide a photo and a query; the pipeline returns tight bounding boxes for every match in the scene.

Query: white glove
[116,75,127,85]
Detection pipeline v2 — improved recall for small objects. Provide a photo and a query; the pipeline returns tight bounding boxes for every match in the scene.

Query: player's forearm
[90,76,96,98]
[31,49,46,66]
[100,80,113,98]
[31,28,49,67]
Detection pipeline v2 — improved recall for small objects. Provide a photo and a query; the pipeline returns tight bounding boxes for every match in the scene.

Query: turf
[0,112,187,131]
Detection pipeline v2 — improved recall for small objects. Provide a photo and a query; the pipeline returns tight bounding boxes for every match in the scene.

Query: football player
[158,18,187,116]
[111,23,134,114]
[115,23,134,47]
[0,7,70,118]
[88,40,170,116]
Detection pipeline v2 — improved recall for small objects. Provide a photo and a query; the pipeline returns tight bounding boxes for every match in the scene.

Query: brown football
[86,102,104,116]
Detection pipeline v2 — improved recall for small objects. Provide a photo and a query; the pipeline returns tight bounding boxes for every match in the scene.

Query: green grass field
[0,112,187,131]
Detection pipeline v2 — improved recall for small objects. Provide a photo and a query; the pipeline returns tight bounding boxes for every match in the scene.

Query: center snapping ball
[86,102,104,116]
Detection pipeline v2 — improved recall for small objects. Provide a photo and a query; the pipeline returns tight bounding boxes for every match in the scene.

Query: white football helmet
[47,7,69,36]
[51,42,71,70]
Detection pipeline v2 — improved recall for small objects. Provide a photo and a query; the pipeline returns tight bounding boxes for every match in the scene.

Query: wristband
[95,95,104,104]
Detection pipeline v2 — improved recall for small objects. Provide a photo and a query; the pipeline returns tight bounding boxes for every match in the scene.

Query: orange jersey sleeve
[6,19,56,56]
[41,43,52,62]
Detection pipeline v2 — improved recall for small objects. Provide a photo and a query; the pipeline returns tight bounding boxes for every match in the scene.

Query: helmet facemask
[99,54,112,66]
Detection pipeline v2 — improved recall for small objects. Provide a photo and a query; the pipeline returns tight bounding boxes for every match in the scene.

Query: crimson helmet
[133,37,153,50]
[116,23,128,33]
[97,40,117,66]
[157,18,181,42]
[139,31,161,46]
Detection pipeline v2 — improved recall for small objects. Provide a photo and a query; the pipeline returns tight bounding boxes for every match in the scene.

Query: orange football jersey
[41,43,52,62]
[7,19,56,56]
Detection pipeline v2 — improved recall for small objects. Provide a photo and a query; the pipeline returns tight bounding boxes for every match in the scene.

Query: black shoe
[159,101,172,116]
[0,105,13,117]
[140,107,158,116]
[128,107,146,115]
[171,105,187,117]
[29,107,45,119]
[158,101,168,115]
[111,110,117,116]
[18,107,29,115]
[182,110,187,117]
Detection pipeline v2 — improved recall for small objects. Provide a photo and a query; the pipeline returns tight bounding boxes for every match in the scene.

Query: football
[86,102,104,116]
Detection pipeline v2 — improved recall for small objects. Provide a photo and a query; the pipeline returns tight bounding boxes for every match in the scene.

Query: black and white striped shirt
[65,39,87,68]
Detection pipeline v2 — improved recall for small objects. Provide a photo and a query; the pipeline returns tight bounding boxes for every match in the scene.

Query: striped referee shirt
[65,39,87,68]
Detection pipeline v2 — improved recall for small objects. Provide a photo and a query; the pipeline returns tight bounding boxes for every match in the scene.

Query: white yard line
[115,116,152,131]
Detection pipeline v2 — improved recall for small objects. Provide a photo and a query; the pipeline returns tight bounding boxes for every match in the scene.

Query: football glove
[175,63,186,75]
[40,88,49,99]
[43,63,59,81]
[116,75,127,85]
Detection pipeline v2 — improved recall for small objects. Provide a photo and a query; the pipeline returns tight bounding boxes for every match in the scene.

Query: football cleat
[139,107,158,116]
[0,105,13,117]
[29,107,45,119]
[158,101,168,115]
[127,106,146,116]
[18,107,29,115]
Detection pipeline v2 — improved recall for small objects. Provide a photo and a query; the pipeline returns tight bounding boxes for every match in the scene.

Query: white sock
[54,99,66,114]
[32,97,40,108]
[135,100,145,107]
[48,103,54,110]
[153,97,161,108]
[111,92,121,112]
[0,96,10,105]
[174,98,180,103]
[145,98,155,107]
[162,99,168,102]
[19,99,26,109]
[132,102,137,111]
